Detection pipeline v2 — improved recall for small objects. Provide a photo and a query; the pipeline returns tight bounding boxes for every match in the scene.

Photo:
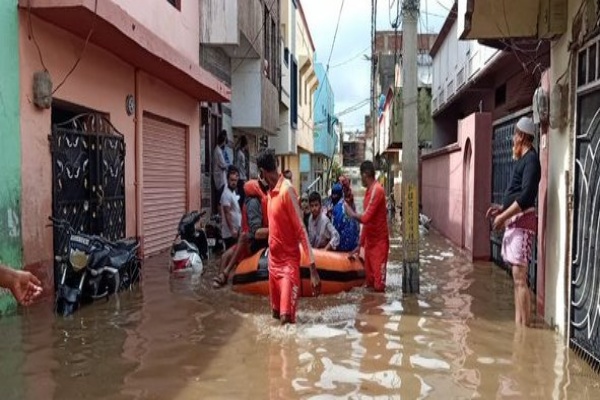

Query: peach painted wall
[422,145,464,246]
[111,0,200,63]
[136,70,201,223]
[19,13,135,283]
[19,13,200,288]
[464,113,492,260]
[422,113,492,260]
[536,70,551,317]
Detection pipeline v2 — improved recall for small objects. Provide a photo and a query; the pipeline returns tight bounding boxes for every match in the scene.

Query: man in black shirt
[486,117,541,327]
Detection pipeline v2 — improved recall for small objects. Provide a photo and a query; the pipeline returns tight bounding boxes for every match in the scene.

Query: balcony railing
[447,80,454,100]
[200,0,262,55]
[457,67,465,89]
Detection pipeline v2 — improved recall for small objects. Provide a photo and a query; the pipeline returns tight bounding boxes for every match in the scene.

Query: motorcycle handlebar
[48,216,75,233]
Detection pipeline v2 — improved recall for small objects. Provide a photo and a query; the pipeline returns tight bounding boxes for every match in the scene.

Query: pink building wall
[19,13,200,291]
[112,0,200,63]
[421,144,464,246]
[536,70,551,317]
[422,112,492,260]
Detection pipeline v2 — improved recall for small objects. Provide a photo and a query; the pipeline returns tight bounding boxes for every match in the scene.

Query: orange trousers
[364,241,389,292]
[268,265,301,323]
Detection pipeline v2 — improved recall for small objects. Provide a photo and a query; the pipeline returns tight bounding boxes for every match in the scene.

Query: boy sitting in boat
[307,191,340,251]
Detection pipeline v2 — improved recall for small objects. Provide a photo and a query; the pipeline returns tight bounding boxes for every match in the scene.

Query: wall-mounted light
[33,71,52,109]
[126,94,136,116]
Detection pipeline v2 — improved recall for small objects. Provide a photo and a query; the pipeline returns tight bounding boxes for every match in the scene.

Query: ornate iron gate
[50,113,126,285]
[571,39,600,369]
[490,113,538,292]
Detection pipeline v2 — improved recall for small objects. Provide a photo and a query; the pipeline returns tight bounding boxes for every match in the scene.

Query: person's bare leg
[512,265,529,326]
[511,265,520,324]
[220,248,234,273]
[223,236,249,277]
[212,247,234,287]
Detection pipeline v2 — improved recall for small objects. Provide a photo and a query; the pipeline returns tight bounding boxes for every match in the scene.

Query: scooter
[49,217,141,316]
[170,210,209,274]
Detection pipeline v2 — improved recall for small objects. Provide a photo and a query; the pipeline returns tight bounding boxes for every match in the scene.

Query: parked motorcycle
[204,213,225,256]
[49,217,141,316]
[170,210,209,274]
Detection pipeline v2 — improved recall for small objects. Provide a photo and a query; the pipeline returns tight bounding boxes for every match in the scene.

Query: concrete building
[372,30,437,200]
[199,0,280,212]
[16,0,229,301]
[271,0,317,194]
[342,130,366,169]
[374,31,437,95]
[423,1,548,266]
[449,0,600,369]
[310,63,336,194]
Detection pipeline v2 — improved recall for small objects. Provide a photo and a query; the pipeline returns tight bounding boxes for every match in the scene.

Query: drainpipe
[134,68,142,249]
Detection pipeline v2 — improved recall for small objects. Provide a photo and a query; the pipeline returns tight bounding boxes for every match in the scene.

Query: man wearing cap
[486,116,541,327]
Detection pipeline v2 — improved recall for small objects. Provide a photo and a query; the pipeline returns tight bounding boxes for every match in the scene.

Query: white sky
[301,0,455,131]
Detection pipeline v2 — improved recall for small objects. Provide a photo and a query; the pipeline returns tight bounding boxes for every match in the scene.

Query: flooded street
[1,228,599,399]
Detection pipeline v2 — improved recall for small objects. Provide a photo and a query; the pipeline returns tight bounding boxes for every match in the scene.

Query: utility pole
[400,0,420,294]
[368,0,377,162]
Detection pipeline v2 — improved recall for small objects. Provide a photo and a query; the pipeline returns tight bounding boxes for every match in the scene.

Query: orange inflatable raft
[232,247,365,296]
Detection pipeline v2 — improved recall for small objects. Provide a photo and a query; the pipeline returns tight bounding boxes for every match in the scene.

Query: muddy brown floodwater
[1,229,599,400]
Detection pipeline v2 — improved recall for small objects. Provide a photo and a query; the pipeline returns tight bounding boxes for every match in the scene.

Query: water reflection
[0,231,599,399]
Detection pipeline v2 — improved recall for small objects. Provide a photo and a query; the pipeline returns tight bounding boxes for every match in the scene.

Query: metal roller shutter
[142,114,187,256]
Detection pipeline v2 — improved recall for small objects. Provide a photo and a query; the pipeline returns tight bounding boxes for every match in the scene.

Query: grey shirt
[308,213,340,250]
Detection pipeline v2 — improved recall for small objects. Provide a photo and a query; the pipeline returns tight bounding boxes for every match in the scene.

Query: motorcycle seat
[112,238,139,251]
[172,240,199,254]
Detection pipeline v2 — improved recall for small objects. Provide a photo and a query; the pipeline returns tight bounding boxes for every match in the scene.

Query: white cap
[516,116,536,137]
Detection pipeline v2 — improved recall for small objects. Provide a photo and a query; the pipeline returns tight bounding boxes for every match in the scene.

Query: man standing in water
[256,150,321,325]
[345,161,389,292]
[486,117,540,326]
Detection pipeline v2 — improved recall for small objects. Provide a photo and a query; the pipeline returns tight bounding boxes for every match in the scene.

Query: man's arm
[0,265,16,288]
[324,221,340,251]
[221,194,236,235]
[349,185,385,224]
[517,158,541,211]
[246,198,265,239]
[254,227,269,240]
[216,148,227,170]
[496,159,541,225]
[0,265,43,306]
[285,186,315,265]
[222,205,236,234]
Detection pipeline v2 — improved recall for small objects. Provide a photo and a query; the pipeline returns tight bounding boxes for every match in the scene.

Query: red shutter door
[142,114,187,256]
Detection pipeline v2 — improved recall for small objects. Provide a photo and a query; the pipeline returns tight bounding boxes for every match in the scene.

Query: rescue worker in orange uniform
[256,150,321,325]
[345,161,389,292]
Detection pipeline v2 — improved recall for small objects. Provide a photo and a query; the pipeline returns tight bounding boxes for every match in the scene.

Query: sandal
[212,272,228,289]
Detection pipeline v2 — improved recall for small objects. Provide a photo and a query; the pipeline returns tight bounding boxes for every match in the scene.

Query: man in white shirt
[235,136,248,182]
[307,191,340,251]
[213,130,229,208]
[220,165,242,249]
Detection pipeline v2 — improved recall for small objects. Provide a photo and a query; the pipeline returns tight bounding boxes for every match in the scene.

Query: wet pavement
[1,228,599,399]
